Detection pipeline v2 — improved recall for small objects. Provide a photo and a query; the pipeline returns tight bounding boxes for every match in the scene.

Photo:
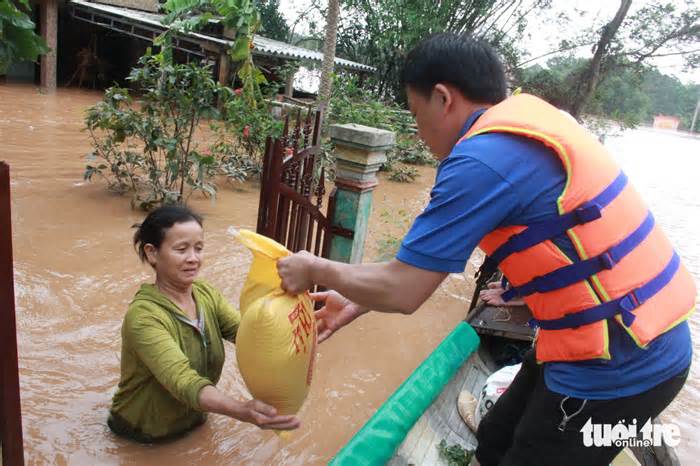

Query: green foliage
[592,72,651,127]
[323,75,436,182]
[325,75,436,182]
[83,0,285,208]
[642,69,700,131]
[388,165,419,183]
[258,0,290,41]
[518,57,699,131]
[161,0,265,107]
[521,0,699,121]
[209,82,284,180]
[389,138,434,166]
[0,0,49,73]
[84,53,233,210]
[336,0,549,100]
[436,439,474,466]
[613,1,699,71]
[516,56,588,110]
[327,75,409,132]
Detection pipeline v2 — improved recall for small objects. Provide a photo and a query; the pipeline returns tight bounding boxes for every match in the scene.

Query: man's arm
[278,255,448,314]
[279,154,520,314]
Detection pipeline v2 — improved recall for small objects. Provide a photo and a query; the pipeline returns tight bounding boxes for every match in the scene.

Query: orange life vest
[460,94,696,362]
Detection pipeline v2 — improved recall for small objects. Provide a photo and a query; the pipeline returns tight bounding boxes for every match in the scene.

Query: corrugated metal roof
[252,35,375,72]
[70,0,375,72]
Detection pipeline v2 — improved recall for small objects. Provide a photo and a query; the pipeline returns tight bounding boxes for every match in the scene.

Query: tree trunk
[569,0,633,119]
[317,0,340,109]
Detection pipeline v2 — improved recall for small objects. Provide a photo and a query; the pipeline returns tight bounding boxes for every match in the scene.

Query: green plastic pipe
[330,321,480,465]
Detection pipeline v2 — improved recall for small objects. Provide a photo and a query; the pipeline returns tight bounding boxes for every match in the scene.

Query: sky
[276,0,699,84]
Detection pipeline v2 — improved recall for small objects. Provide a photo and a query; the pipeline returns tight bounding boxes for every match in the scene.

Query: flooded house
[3,0,374,96]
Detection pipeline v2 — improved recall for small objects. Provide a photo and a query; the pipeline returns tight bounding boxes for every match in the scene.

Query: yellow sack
[235,229,317,416]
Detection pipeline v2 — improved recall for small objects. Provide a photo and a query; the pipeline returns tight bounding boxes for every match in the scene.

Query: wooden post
[217,53,231,87]
[284,71,295,98]
[0,162,25,466]
[39,0,58,91]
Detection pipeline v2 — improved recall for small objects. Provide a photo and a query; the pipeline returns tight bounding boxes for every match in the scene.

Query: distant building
[653,115,680,131]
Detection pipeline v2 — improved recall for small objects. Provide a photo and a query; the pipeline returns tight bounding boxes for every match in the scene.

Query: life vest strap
[490,171,628,266]
[532,251,680,330]
[502,212,655,302]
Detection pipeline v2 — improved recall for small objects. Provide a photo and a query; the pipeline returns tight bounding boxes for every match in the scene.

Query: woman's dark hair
[133,204,203,262]
[400,33,507,105]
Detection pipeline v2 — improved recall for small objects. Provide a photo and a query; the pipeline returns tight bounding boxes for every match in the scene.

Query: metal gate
[1,162,25,466]
[257,109,352,256]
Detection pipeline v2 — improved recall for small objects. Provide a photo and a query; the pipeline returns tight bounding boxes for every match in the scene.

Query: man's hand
[231,399,301,430]
[311,290,368,343]
[479,281,525,307]
[277,250,319,294]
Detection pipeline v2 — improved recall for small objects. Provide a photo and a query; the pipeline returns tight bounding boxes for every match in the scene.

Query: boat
[329,281,682,466]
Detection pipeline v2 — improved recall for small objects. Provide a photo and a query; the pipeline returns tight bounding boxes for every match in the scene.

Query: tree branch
[515,41,596,68]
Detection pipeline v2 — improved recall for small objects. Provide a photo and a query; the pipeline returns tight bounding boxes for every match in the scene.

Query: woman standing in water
[108,204,300,443]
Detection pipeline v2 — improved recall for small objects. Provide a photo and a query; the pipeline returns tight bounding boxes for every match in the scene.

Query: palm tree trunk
[317,0,340,109]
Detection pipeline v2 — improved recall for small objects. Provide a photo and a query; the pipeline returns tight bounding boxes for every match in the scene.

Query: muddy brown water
[1,83,698,465]
[1,83,473,465]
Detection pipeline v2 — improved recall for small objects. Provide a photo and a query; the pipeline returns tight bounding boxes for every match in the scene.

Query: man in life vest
[277,33,694,465]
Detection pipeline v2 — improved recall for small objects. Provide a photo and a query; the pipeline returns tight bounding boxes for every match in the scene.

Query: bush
[388,165,419,183]
[213,80,285,157]
[387,137,435,167]
[84,52,228,210]
[328,75,414,134]
[325,75,434,183]
[84,51,275,209]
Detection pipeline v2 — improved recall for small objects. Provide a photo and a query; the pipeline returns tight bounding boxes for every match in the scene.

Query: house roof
[69,0,375,72]
[251,35,374,72]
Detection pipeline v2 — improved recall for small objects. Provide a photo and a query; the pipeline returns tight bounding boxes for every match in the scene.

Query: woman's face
[145,220,204,286]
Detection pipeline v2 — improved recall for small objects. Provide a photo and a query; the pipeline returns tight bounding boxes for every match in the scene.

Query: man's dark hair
[133,204,203,262]
[400,33,507,104]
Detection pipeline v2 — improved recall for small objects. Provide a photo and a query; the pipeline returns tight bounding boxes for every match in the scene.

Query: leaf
[252,66,267,84]
[1,11,49,66]
[162,0,203,16]
[436,440,474,466]
[229,36,250,61]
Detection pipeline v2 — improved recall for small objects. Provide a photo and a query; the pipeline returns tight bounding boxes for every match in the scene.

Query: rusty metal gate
[257,109,352,256]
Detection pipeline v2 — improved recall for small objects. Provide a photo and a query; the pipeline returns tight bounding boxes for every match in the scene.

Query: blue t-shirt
[397,110,692,400]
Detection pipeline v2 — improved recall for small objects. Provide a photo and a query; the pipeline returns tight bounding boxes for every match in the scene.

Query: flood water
[1,83,698,465]
[1,83,471,465]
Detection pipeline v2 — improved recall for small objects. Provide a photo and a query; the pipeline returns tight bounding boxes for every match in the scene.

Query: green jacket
[109,280,240,442]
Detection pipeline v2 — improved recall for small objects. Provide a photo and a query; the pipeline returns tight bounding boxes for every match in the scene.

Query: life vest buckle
[619,290,641,312]
[618,291,640,327]
[574,204,602,224]
[599,251,616,270]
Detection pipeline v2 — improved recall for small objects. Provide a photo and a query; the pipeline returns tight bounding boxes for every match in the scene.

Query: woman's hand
[231,399,301,430]
[198,386,300,430]
[311,290,368,343]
